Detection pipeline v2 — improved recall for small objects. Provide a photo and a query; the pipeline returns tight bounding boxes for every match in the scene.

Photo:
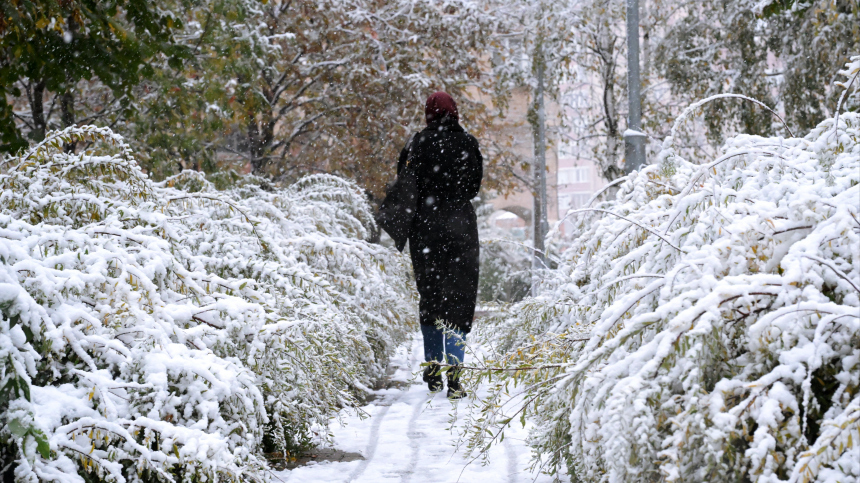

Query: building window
[558,166,590,185]
[558,192,593,213]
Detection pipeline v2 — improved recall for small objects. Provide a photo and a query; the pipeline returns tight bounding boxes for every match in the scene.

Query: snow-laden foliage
[476,203,532,303]
[465,80,860,481]
[0,126,415,482]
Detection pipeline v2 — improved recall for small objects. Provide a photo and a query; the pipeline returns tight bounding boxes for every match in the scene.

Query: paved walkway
[275,335,566,483]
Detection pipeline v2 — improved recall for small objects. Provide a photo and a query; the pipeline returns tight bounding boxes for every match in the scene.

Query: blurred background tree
[0,0,187,152]
[2,0,521,200]
[3,0,856,199]
[655,0,860,145]
[555,0,858,177]
[129,0,518,200]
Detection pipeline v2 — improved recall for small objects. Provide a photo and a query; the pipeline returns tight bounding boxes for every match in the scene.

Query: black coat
[398,121,483,334]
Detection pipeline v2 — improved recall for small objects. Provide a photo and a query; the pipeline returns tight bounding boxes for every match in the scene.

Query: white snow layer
[0,126,416,482]
[479,90,860,480]
[276,336,565,483]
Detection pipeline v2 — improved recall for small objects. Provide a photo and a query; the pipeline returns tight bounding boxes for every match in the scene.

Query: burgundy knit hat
[425,92,459,125]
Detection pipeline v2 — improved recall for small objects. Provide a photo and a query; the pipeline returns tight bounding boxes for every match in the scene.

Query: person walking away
[397,92,482,399]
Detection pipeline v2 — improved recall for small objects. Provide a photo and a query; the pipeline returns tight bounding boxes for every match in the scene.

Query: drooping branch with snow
[0,126,416,482]
[464,59,860,483]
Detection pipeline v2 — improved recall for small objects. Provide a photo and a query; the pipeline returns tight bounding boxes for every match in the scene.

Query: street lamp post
[624,0,646,174]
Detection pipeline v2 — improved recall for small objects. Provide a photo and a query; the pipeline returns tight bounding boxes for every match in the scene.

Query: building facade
[486,88,605,239]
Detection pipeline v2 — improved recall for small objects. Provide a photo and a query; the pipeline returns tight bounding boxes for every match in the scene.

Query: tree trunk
[248,108,276,175]
[29,81,47,142]
[599,29,624,181]
[248,114,265,174]
[642,0,651,80]
[61,14,79,152]
[61,87,76,152]
[531,41,548,295]
[366,190,381,244]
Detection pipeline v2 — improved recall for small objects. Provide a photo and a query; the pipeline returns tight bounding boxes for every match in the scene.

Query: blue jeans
[421,324,466,364]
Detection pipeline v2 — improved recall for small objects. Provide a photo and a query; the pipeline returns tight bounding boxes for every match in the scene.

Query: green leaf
[35,432,51,459]
[18,377,30,402]
[7,419,27,437]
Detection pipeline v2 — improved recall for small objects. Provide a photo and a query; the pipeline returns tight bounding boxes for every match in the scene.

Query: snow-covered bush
[0,126,415,482]
[465,62,860,482]
[476,203,533,303]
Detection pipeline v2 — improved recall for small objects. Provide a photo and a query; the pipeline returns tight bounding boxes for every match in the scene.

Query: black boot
[446,366,467,399]
[422,363,443,392]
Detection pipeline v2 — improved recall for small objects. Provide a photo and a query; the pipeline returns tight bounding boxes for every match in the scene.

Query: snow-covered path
[275,335,566,483]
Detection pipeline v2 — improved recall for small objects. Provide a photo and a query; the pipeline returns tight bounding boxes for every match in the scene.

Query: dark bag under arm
[376,134,419,252]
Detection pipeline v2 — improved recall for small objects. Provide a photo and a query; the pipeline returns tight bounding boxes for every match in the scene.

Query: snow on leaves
[471,74,859,481]
[0,126,416,482]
